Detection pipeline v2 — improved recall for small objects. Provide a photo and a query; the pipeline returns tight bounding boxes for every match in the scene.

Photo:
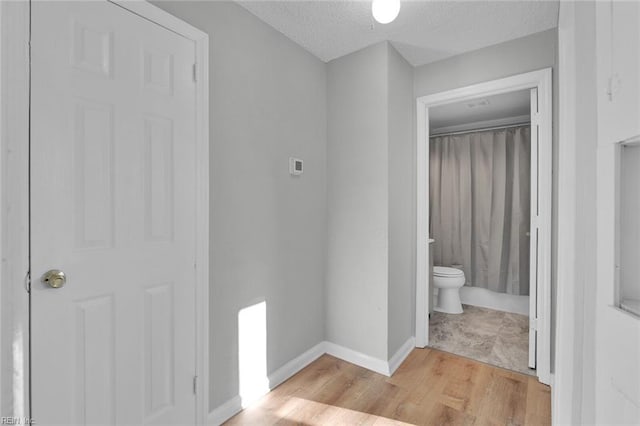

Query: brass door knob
[42,269,66,288]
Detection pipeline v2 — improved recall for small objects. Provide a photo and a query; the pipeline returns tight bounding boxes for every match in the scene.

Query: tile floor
[428,304,535,375]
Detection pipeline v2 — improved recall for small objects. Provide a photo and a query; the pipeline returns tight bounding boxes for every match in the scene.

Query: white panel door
[528,88,539,370]
[30,1,197,424]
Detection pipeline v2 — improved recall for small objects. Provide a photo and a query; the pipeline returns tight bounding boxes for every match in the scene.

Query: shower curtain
[429,126,530,296]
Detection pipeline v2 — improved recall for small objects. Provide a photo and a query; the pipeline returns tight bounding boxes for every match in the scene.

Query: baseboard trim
[268,342,326,389]
[207,342,325,425]
[438,286,530,315]
[388,337,415,375]
[208,395,242,426]
[207,338,417,424]
[323,341,390,376]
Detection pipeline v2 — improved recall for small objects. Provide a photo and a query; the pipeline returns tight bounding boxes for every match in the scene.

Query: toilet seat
[434,266,464,277]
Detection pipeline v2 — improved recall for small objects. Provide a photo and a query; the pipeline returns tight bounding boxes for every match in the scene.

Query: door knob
[42,269,66,288]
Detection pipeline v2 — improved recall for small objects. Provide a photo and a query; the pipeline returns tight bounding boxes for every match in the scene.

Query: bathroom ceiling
[429,89,531,131]
[237,1,559,66]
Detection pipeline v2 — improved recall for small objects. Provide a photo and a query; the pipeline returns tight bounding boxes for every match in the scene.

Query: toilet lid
[434,266,464,277]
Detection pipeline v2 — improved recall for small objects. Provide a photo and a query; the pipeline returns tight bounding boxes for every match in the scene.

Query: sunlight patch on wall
[238,300,269,408]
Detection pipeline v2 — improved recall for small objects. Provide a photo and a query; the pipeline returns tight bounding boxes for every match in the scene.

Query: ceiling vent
[466,99,490,109]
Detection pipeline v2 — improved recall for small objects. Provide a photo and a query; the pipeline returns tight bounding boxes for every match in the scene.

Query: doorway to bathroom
[414,70,552,385]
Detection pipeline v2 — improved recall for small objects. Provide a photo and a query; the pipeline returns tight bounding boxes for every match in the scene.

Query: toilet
[433,266,465,314]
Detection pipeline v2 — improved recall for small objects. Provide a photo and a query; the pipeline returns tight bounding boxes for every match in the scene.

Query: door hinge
[530,318,538,331]
[192,63,197,82]
[193,375,198,394]
[25,270,31,293]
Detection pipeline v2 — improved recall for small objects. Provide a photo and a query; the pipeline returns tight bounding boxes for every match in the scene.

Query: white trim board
[554,5,579,421]
[461,287,529,316]
[388,337,416,375]
[433,288,529,316]
[433,287,530,316]
[323,337,414,377]
[415,68,553,386]
[207,338,416,425]
[208,342,326,425]
[0,1,210,422]
[268,342,326,391]
[323,342,390,376]
[208,396,242,426]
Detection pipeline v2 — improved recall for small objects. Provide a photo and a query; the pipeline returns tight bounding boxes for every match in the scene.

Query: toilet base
[435,288,463,314]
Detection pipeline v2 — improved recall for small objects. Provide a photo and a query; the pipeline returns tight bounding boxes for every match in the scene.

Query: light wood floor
[225,348,551,426]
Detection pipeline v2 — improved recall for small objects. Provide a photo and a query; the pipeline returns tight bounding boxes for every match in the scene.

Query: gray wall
[387,45,415,356]
[413,28,559,370]
[414,29,558,96]
[326,42,415,361]
[326,42,389,360]
[153,1,328,410]
[143,2,559,410]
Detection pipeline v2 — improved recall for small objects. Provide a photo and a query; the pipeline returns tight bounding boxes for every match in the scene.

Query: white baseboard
[436,286,529,315]
[208,395,242,426]
[207,342,325,425]
[388,337,415,375]
[323,341,390,376]
[268,342,325,389]
[207,339,417,425]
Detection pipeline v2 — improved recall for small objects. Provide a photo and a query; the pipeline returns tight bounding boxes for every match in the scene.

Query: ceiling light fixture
[372,0,400,24]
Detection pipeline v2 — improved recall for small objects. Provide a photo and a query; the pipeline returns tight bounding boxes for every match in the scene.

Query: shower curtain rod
[430,121,531,138]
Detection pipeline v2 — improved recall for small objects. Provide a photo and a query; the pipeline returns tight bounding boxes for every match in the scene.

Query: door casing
[0,1,210,422]
[414,68,553,385]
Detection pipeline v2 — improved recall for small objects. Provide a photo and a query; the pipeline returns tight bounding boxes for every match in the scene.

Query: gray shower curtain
[429,126,530,296]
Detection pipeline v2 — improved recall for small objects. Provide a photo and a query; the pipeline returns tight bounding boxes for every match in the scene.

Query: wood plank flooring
[225,348,551,426]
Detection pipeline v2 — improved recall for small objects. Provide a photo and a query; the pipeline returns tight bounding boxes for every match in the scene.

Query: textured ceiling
[430,89,530,130]
[237,1,559,66]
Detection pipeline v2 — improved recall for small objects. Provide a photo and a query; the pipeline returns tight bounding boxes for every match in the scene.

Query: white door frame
[553,3,578,421]
[0,1,210,422]
[415,68,552,385]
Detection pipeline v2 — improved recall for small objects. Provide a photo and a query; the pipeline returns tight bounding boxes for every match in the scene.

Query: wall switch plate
[289,157,303,175]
